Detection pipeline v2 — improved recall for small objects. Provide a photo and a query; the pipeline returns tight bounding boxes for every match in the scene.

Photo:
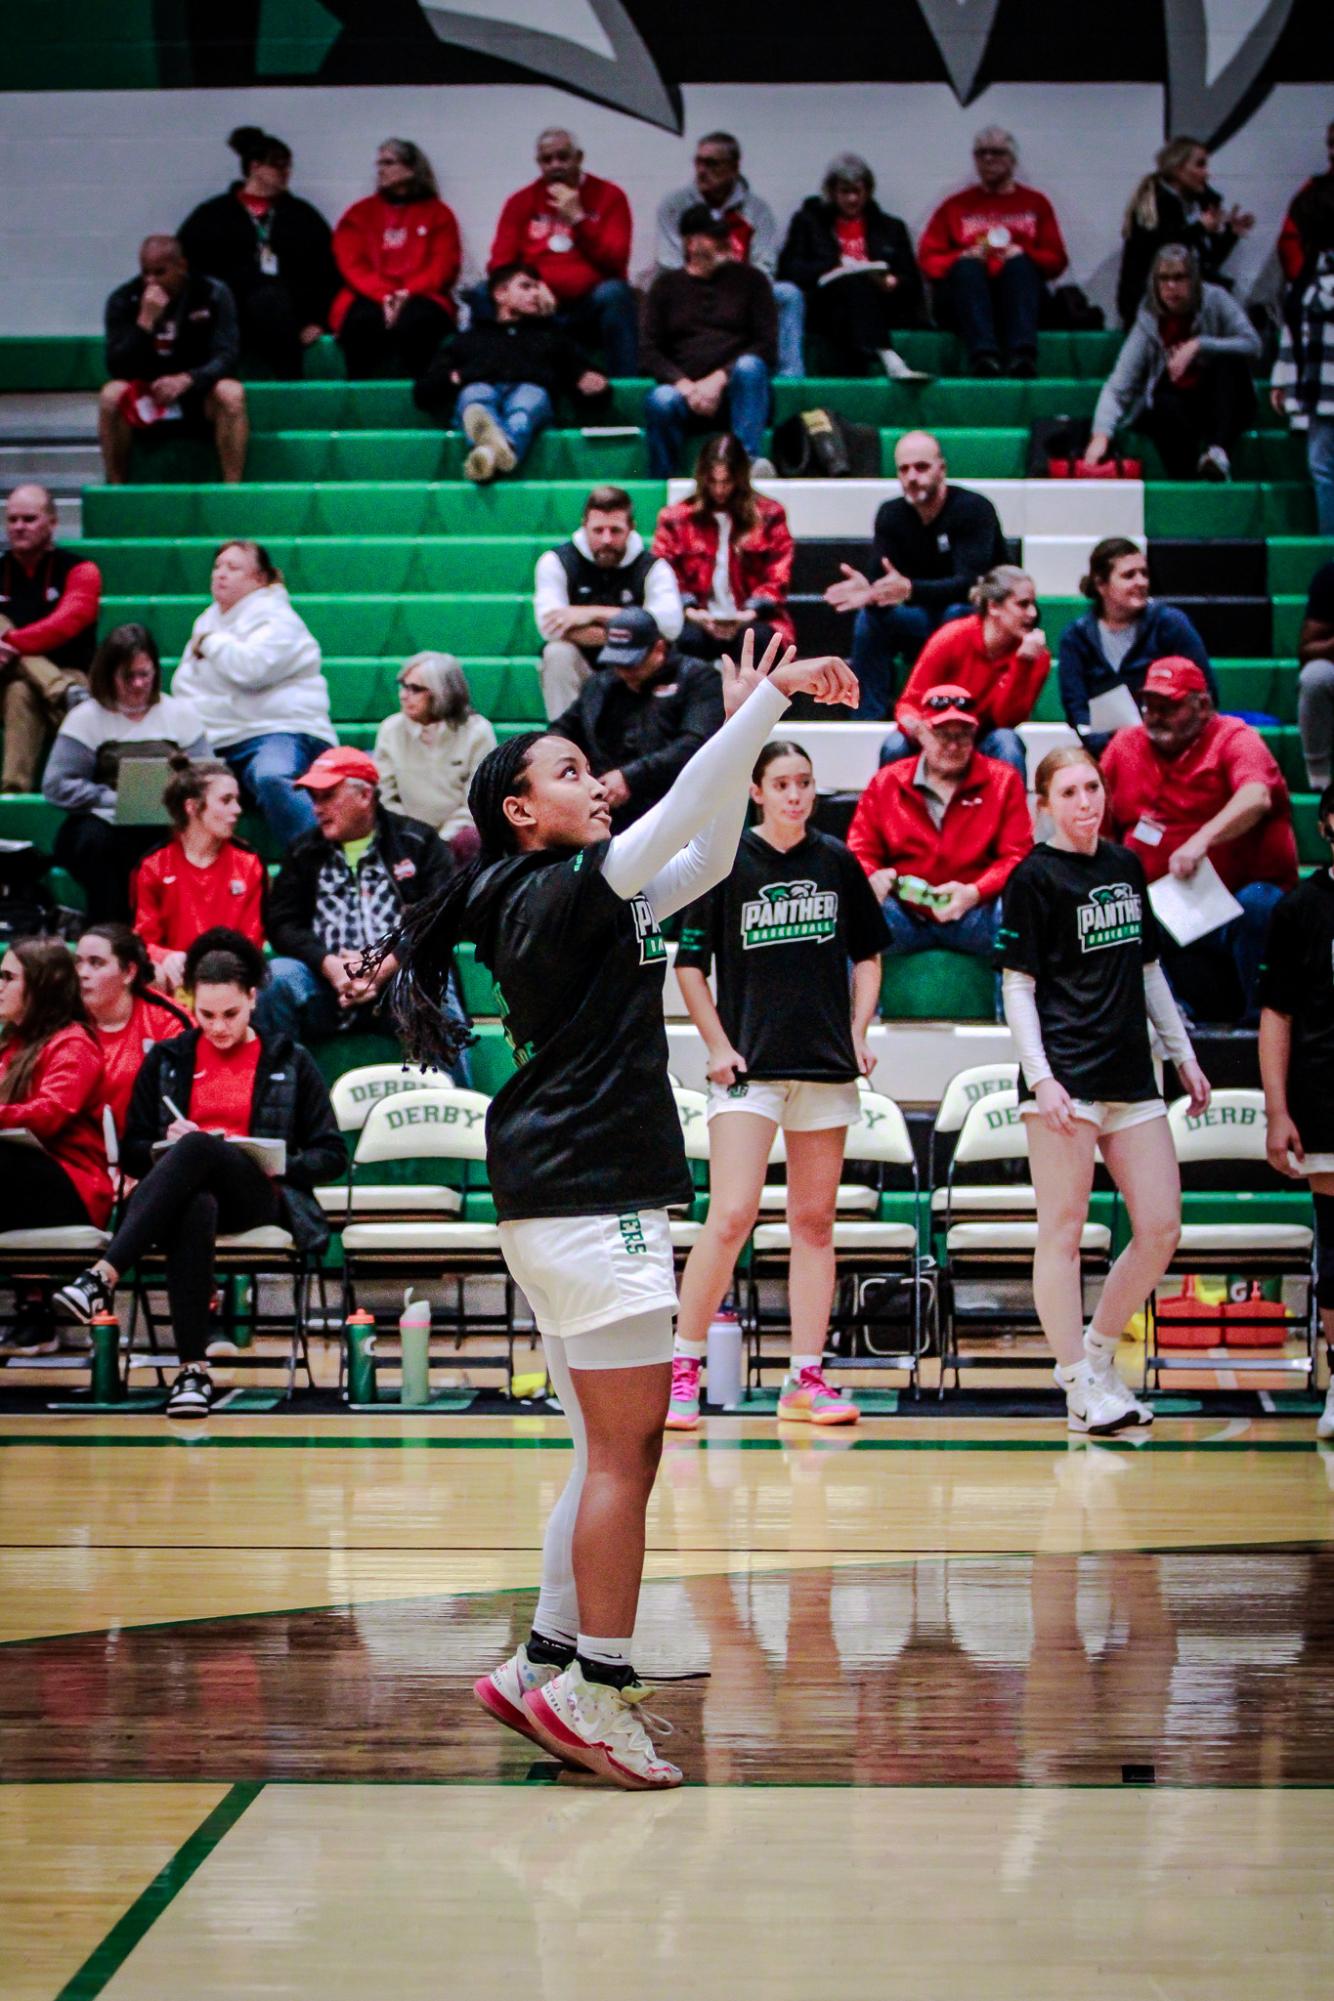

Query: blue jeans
[945,254,1044,364]
[1308,415,1334,538]
[879,724,1029,784]
[850,600,972,721]
[880,894,1000,961]
[558,279,639,376]
[1159,879,1285,1027]
[457,382,553,466]
[644,353,771,475]
[773,280,806,377]
[223,732,327,846]
[257,956,472,1080]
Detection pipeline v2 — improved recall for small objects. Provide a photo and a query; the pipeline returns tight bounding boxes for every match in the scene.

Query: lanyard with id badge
[252,206,279,277]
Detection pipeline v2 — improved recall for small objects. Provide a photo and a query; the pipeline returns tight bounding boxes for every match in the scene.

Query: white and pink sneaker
[523,1662,682,1790]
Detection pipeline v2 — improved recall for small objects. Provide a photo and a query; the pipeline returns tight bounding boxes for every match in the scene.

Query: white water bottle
[398,1287,431,1407]
[706,1302,743,1410]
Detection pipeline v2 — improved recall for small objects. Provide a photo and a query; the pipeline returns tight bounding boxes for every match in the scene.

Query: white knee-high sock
[532,1336,585,1646]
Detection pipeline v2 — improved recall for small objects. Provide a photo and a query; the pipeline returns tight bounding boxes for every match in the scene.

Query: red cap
[916,683,980,730]
[1141,657,1208,702]
[294,746,380,791]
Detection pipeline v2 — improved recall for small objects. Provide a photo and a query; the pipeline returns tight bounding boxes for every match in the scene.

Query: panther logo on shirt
[1076,882,1142,952]
[740,880,838,949]
[630,893,666,966]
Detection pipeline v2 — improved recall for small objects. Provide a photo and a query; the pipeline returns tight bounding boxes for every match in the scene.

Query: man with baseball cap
[1100,656,1298,1021]
[259,744,454,1042]
[549,605,724,829]
[845,684,1033,993]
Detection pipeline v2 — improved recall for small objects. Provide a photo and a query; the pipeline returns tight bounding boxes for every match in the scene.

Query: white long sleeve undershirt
[1001,963,1194,1093]
[601,679,790,921]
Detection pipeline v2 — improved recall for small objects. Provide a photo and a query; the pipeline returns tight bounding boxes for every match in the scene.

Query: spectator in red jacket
[132,754,266,996]
[0,934,112,1254]
[485,127,637,375]
[331,139,460,380]
[1277,120,1334,290]
[74,924,191,1138]
[1,484,99,792]
[883,566,1049,782]
[1100,657,1298,1023]
[651,434,794,661]
[918,128,1067,378]
[848,686,1033,974]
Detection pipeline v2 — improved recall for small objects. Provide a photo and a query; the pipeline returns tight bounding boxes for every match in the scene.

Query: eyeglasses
[922,692,975,714]
[400,682,431,696]
[974,147,1011,159]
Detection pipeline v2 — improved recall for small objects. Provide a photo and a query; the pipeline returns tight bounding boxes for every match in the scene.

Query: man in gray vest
[532,484,684,718]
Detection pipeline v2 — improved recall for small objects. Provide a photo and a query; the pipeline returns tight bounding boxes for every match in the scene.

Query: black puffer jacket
[179,186,338,329]
[778,197,928,323]
[122,1030,346,1253]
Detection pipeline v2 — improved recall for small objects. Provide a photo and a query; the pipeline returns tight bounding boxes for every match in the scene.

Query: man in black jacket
[824,429,1008,719]
[258,745,454,1042]
[551,607,724,829]
[99,236,247,483]
[415,263,607,483]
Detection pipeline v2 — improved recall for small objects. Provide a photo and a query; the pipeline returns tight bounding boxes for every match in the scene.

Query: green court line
[54,1781,262,2000]
[0,1431,1325,1453]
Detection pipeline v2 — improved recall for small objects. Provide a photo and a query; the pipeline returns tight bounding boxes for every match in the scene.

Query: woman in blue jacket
[1058,537,1217,753]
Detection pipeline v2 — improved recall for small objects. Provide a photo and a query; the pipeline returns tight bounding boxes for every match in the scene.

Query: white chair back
[951,1090,1030,1170]
[1168,1089,1269,1167]
[353,1088,490,1167]
[672,1084,710,1163]
[847,1090,916,1168]
[934,1063,1020,1139]
[329,1063,443,1132]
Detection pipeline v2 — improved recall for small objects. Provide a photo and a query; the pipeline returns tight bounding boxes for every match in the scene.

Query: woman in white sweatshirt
[173,541,335,845]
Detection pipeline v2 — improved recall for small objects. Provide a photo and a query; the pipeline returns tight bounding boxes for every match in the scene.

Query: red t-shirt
[189,1036,262,1137]
[96,991,192,1137]
[1100,715,1299,894]
[132,838,266,967]
[834,215,869,263]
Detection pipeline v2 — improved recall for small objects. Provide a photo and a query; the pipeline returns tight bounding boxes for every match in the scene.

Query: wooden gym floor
[2,1410,1333,1998]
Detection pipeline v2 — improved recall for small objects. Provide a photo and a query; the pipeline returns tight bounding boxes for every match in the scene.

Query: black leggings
[53,813,163,925]
[1145,354,1257,476]
[106,1132,285,1360]
[0,1148,91,1232]
[337,295,453,381]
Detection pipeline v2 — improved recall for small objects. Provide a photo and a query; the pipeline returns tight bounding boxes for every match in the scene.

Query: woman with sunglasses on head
[387,631,857,1788]
[879,565,1048,785]
[0,938,112,1353]
[999,746,1210,1435]
[57,932,345,1420]
[668,738,888,1431]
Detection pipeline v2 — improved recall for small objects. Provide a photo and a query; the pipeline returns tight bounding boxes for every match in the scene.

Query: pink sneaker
[777,1364,859,1426]
[666,1354,701,1430]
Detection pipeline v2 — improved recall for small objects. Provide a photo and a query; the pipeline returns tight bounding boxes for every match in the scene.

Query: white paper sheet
[1148,858,1243,946]
[1087,682,1142,733]
[818,262,889,286]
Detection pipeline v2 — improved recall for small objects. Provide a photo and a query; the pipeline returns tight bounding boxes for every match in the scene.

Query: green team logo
[740,879,838,949]
[630,893,666,966]
[1076,882,1142,953]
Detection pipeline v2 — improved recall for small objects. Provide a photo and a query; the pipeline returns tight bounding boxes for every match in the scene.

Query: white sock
[1084,1326,1120,1367]
[1056,1359,1095,1388]
[576,1634,633,1669]
[674,1334,706,1360]
[789,1353,822,1377]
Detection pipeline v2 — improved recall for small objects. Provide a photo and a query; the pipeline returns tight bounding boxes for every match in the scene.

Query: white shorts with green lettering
[706,1077,861,1131]
[499,1207,678,1342]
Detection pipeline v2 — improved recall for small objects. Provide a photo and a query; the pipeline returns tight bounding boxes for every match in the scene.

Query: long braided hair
[372,731,555,1069]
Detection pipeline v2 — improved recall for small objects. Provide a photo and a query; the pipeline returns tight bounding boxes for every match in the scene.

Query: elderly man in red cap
[258,744,456,1042]
[846,683,1034,994]
[1100,656,1298,1021]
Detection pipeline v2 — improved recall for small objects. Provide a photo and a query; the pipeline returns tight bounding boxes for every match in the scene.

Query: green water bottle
[345,1309,378,1405]
[90,1311,122,1404]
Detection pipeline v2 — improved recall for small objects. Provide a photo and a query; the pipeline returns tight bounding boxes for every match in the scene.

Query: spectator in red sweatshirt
[331,139,460,380]
[884,566,1049,782]
[0,936,112,1233]
[132,753,266,996]
[1279,122,1334,288]
[74,924,191,1139]
[918,127,1067,378]
[485,127,637,375]
[0,484,99,792]
[847,687,1032,976]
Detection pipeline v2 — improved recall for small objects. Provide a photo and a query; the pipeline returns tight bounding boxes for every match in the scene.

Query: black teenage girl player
[387,632,857,1788]
[667,739,888,1430]
[998,746,1211,1435]
[1258,780,1334,1440]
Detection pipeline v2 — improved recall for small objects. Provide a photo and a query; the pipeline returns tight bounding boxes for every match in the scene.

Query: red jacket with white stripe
[846,750,1034,902]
